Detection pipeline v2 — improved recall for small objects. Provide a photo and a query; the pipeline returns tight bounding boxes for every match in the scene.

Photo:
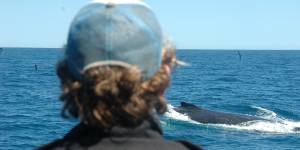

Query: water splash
[164,104,199,124]
[164,104,300,134]
[252,106,278,120]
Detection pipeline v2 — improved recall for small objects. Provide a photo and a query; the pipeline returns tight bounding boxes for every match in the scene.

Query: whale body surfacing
[175,102,263,125]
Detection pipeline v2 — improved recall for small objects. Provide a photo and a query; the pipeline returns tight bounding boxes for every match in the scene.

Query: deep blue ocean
[1,48,300,150]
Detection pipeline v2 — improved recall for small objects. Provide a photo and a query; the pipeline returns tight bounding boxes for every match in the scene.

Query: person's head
[57,0,177,129]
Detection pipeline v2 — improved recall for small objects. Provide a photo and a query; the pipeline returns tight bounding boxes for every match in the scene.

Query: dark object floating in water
[175,102,264,125]
[237,51,242,61]
[294,127,300,131]
[35,64,38,71]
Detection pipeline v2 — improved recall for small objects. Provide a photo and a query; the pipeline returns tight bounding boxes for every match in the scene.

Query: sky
[0,0,300,50]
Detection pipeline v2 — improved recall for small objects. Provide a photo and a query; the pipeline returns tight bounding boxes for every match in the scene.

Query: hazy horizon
[1,47,300,51]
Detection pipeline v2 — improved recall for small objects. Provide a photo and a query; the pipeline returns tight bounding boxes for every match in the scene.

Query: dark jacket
[37,117,203,150]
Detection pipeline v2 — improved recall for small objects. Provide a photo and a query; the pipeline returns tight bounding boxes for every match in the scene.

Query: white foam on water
[216,106,300,134]
[160,120,167,125]
[252,106,278,120]
[214,119,300,134]
[164,104,300,134]
[226,106,300,134]
[164,104,200,124]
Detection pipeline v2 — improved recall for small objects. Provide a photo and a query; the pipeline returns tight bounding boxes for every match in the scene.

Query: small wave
[164,104,300,134]
[214,77,242,82]
[207,87,233,92]
[160,121,167,125]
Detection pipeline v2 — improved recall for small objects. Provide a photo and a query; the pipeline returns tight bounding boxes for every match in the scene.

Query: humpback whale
[175,102,263,125]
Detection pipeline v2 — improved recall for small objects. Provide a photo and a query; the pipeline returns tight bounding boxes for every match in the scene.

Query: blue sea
[1,48,300,150]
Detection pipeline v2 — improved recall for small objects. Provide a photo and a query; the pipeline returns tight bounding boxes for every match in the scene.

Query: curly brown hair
[56,48,176,129]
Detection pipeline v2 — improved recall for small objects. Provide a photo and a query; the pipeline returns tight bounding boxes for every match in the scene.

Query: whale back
[181,102,201,109]
[178,102,263,124]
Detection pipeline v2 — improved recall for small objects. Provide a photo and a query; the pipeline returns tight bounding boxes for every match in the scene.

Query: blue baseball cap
[65,0,163,80]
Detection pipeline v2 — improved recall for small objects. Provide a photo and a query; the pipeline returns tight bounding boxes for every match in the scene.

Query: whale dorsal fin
[181,102,200,109]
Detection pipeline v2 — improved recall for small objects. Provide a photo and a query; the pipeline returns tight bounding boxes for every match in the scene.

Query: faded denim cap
[65,0,162,80]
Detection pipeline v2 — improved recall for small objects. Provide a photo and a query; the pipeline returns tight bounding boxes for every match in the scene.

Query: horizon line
[1,47,300,51]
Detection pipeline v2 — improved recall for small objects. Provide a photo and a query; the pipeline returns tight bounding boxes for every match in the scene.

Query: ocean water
[1,48,300,150]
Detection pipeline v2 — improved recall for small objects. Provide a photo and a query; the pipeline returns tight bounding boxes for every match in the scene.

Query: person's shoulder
[36,139,65,150]
[125,138,203,150]
[161,139,203,150]
[36,137,204,150]
[176,140,204,150]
